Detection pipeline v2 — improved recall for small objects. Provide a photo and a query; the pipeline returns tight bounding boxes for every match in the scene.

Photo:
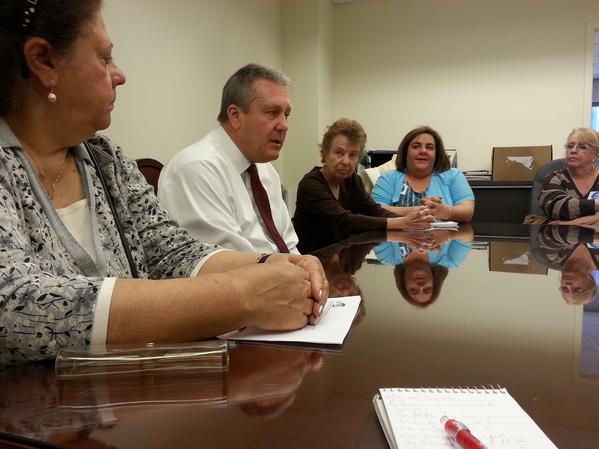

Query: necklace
[25,149,69,200]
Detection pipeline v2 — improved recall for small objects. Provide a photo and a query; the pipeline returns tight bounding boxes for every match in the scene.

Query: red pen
[441,416,489,449]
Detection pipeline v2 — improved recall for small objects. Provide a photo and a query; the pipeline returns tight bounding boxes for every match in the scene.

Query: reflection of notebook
[373,387,557,449]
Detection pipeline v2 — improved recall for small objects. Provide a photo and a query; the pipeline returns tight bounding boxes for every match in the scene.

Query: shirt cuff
[90,277,117,347]
[90,249,230,346]
[191,248,231,277]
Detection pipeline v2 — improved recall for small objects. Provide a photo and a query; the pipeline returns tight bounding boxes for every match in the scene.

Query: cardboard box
[488,241,547,275]
[492,145,553,181]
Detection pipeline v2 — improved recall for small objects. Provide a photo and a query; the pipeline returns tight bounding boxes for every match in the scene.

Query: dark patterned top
[292,167,395,253]
[0,120,219,362]
[394,181,426,207]
[538,168,599,220]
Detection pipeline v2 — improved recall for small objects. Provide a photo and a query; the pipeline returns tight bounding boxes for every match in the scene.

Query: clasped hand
[421,196,450,220]
[241,254,329,331]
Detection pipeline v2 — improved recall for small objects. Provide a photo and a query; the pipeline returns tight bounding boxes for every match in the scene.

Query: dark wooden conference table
[1,223,598,449]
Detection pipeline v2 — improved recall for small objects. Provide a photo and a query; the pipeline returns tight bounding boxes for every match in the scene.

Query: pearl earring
[48,80,57,103]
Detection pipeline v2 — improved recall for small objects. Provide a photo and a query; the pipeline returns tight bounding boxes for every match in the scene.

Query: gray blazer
[0,120,219,362]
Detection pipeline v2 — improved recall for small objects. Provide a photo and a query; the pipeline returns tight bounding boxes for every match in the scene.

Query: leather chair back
[529,158,566,214]
[136,158,163,195]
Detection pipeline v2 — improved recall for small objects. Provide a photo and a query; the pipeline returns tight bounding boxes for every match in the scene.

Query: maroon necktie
[247,164,289,253]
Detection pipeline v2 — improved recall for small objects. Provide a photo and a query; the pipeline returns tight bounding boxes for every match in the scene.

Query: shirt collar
[78,137,115,167]
[0,118,22,149]
[215,124,253,175]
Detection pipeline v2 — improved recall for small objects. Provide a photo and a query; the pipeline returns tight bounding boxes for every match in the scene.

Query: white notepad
[430,220,459,230]
[219,296,361,345]
[373,387,557,449]
[402,221,459,232]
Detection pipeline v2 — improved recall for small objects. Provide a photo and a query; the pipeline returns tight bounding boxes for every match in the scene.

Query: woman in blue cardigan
[372,126,475,222]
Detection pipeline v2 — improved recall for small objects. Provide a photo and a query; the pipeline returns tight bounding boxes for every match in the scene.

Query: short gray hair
[568,127,599,150]
[217,63,290,123]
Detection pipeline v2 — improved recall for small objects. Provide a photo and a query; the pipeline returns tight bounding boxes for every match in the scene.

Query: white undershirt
[56,199,97,263]
[56,199,114,347]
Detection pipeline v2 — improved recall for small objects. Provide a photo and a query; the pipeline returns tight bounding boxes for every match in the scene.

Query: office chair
[136,158,163,195]
[360,155,397,193]
[528,158,565,215]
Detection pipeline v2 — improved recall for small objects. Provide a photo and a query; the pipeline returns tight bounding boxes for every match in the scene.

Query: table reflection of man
[375,226,473,307]
[0,344,323,447]
[532,225,599,305]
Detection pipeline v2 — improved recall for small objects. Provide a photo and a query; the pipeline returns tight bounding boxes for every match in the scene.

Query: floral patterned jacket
[0,120,219,362]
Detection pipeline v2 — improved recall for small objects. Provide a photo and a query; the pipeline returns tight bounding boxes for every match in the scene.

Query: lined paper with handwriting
[373,387,557,449]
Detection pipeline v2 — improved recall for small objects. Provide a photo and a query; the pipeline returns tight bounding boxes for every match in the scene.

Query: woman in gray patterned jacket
[0,0,327,362]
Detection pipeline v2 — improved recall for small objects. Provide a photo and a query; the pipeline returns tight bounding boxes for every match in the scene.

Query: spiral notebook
[373,387,557,449]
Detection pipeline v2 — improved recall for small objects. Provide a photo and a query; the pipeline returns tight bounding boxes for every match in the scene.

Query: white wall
[332,0,599,172]
[102,0,283,167]
[101,0,333,190]
[100,0,599,184]
[281,0,334,194]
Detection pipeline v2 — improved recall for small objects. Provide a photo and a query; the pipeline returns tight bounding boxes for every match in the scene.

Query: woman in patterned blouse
[539,128,599,223]
[0,0,327,362]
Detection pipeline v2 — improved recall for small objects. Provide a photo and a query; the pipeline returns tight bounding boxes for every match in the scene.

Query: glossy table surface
[2,223,598,449]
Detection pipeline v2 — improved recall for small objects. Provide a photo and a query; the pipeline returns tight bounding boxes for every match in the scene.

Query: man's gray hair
[217,63,290,123]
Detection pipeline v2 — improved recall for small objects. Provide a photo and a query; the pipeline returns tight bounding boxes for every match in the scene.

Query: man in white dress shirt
[158,64,299,254]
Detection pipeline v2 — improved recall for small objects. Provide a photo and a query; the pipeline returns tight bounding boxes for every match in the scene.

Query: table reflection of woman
[311,232,388,329]
[539,128,599,224]
[314,232,386,298]
[0,344,323,446]
[293,119,433,254]
[372,126,474,222]
[323,251,361,298]
[375,227,473,307]
[532,225,599,305]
